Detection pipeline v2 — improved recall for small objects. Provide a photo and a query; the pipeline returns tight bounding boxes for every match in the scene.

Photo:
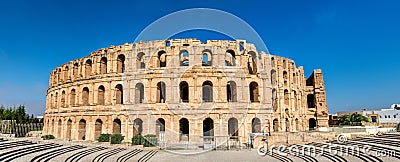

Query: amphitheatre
[43,38,329,145]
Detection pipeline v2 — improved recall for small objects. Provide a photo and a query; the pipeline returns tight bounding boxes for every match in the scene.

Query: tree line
[0,105,35,123]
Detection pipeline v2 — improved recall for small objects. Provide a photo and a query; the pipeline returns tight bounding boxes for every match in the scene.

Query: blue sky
[0,0,399,115]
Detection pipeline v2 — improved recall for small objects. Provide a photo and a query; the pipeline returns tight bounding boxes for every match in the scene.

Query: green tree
[338,113,369,126]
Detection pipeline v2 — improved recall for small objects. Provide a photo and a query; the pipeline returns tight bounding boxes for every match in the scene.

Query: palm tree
[338,113,369,126]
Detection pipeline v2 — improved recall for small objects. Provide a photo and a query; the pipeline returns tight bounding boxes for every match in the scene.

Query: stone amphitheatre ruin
[43,38,328,147]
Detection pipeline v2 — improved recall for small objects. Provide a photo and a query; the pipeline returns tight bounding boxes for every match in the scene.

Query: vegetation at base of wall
[0,105,36,123]
[98,134,111,142]
[41,134,55,140]
[132,134,157,147]
[110,134,124,144]
[337,113,369,126]
[397,123,400,132]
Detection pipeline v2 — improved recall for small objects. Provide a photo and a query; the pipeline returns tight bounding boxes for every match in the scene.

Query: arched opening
[157,82,166,103]
[273,119,279,132]
[283,59,286,69]
[309,118,316,130]
[156,118,165,132]
[115,84,123,104]
[78,119,86,140]
[252,118,261,133]
[293,73,297,83]
[293,91,297,110]
[228,117,238,138]
[202,50,212,66]
[227,81,237,102]
[225,50,235,66]
[248,51,257,74]
[249,82,259,102]
[137,52,146,69]
[179,118,189,141]
[271,57,275,67]
[133,118,143,135]
[64,66,69,81]
[285,118,290,132]
[284,89,289,105]
[307,94,315,108]
[85,59,92,78]
[61,91,66,107]
[100,57,107,74]
[98,86,105,105]
[50,94,54,108]
[117,54,125,73]
[295,118,300,131]
[66,119,72,140]
[271,70,276,85]
[73,63,78,79]
[203,118,214,137]
[55,92,58,108]
[113,118,121,134]
[272,88,278,111]
[135,83,144,104]
[57,69,62,82]
[158,51,167,67]
[202,81,213,102]
[57,119,62,138]
[179,81,189,102]
[70,89,76,106]
[94,119,103,140]
[82,87,89,106]
[180,50,189,66]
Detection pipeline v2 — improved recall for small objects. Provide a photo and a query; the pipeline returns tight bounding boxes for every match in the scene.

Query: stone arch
[78,119,86,140]
[82,87,89,106]
[98,85,105,105]
[70,89,76,106]
[100,57,107,74]
[202,49,212,66]
[73,63,78,79]
[295,118,300,131]
[135,83,144,104]
[64,66,69,81]
[179,81,189,102]
[113,118,121,134]
[50,94,54,108]
[115,84,123,104]
[66,119,72,140]
[180,50,189,66]
[309,118,316,130]
[228,117,238,137]
[179,118,189,141]
[156,118,165,132]
[137,52,146,69]
[158,50,167,67]
[283,59,286,69]
[202,81,213,102]
[203,118,214,137]
[57,119,62,138]
[285,118,290,132]
[293,90,297,110]
[225,50,235,66]
[249,82,259,102]
[117,54,125,73]
[252,117,261,133]
[271,70,276,85]
[284,89,289,106]
[271,57,275,67]
[272,88,277,111]
[156,82,166,103]
[307,94,315,108]
[55,92,58,108]
[248,51,257,74]
[94,119,102,140]
[227,81,237,102]
[61,91,66,107]
[85,59,92,78]
[273,119,279,132]
[133,118,143,135]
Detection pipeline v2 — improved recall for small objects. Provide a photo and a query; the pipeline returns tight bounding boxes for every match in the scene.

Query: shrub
[98,134,111,142]
[41,134,55,140]
[132,134,144,145]
[110,134,124,144]
[132,134,157,147]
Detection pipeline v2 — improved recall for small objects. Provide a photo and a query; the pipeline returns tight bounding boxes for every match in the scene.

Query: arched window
[227,81,237,102]
[158,51,167,67]
[61,91,66,107]
[273,119,279,132]
[133,118,143,135]
[248,51,257,74]
[249,82,259,102]
[293,91,297,110]
[202,81,213,102]
[309,118,316,130]
[73,63,78,79]
[113,118,121,134]
[295,118,300,131]
[66,119,72,140]
[180,50,189,66]
[98,85,105,105]
[100,57,107,74]
[55,92,58,108]
[272,88,278,111]
[225,50,235,66]
[85,59,92,78]
[64,66,69,81]
[202,50,212,66]
[252,118,261,133]
[203,118,214,137]
[117,54,125,73]
[228,117,238,138]
[285,118,290,132]
[284,89,289,105]
[156,118,165,132]
[271,57,275,67]
[78,119,86,140]
[115,84,123,104]
[307,94,315,108]
[135,83,144,104]
[283,59,286,69]
[179,81,189,102]
[82,87,89,106]
[57,69,62,82]
[70,89,76,106]
[293,73,297,83]
[94,119,103,140]
[137,52,145,69]
[271,70,276,85]
[283,71,288,86]
[157,82,166,103]
[179,118,189,141]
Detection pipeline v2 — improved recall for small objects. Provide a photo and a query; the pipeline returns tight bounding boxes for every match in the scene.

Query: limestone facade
[42,39,329,145]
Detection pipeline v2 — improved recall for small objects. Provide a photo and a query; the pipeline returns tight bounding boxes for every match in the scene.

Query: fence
[0,120,43,137]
